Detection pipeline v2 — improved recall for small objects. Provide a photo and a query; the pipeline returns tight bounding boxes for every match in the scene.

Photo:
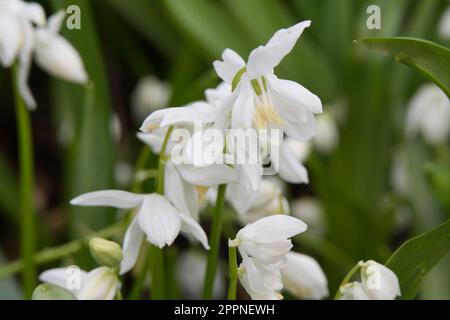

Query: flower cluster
[0,0,87,109]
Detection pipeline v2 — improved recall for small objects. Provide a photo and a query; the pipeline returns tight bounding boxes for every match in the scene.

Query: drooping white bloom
[238,256,283,300]
[339,282,370,300]
[314,112,339,153]
[360,260,401,300]
[34,11,87,84]
[236,179,289,224]
[176,251,225,299]
[39,266,120,300]
[290,197,324,232]
[230,215,307,267]
[70,191,210,274]
[131,76,172,123]
[212,21,322,140]
[405,84,450,145]
[281,252,328,300]
[438,6,450,39]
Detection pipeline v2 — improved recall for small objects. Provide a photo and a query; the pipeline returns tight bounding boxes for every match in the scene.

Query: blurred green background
[0,0,448,299]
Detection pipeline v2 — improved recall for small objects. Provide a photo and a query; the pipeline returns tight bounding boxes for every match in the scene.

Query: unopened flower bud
[89,237,123,268]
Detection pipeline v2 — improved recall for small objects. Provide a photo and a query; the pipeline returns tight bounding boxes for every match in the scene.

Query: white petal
[179,213,210,249]
[39,267,88,297]
[231,79,254,130]
[35,32,88,83]
[239,214,307,243]
[140,108,171,132]
[137,194,181,248]
[276,141,309,184]
[120,217,144,274]
[247,21,311,79]
[160,101,217,127]
[21,1,46,26]
[176,164,238,186]
[137,129,168,154]
[243,239,292,265]
[205,82,231,104]
[46,10,65,34]
[339,282,370,300]
[0,14,21,67]
[213,48,246,84]
[70,190,144,209]
[361,260,401,300]
[17,20,36,109]
[281,252,329,299]
[282,114,317,141]
[78,267,119,300]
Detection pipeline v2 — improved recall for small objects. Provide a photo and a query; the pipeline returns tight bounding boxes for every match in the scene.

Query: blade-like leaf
[385,219,450,299]
[356,37,450,97]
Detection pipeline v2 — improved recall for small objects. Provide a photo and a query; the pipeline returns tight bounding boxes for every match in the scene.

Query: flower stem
[334,261,362,299]
[12,66,36,299]
[149,126,174,300]
[203,183,227,299]
[227,245,238,300]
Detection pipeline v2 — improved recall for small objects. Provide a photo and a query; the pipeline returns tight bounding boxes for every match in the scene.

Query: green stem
[128,246,152,300]
[131,146,152,193]
[12,66,35,299]
[227,245,238,300]
[334,261,362,299]
[203,183,227,299]
[149,126,173,300]
[0,222,124,279]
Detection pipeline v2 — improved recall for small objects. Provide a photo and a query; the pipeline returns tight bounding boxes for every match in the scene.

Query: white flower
[339,282,370,300]
[290,197,324,232]
[238,256,283,300]
[131,76,172,123]
[34,11,88,84]
[390,151,409,196]
[405,84,450,145]
[230,215,307,267]
[314,112,339,153]
[281,252,328,300]
[236,179,289,224]
[283,137,311,163]
[212,21,322,139]
[176,251,225,299]
[438,5,450,39]
[70,191,210,274]
[39,266,120,300]
[360,260,401,300]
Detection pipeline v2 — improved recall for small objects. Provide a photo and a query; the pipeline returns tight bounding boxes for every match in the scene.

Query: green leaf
[32,284,77,300]
[356,37,450,97]
[386,219,450,299]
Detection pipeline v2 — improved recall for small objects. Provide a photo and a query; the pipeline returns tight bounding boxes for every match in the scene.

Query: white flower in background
[238,256,283,300]
[281,252,328,299]
[338,260,401,300]
[390,151,409,196]
[360,260,401,300]
[70,191,210,274]
[131,76,172,123]
[213,21,322,139]
[314,112,339,153]
[236,179,289,224]
[283,137,311,163]
[34,11,87,84]
[39,266,120,300]
[339,282,370,300]
[115,161,133,188]
[438,5,450,39]
[230,215,307,267]
[176,251,225,299]
[290,197,324,233]
[405,84,450,145]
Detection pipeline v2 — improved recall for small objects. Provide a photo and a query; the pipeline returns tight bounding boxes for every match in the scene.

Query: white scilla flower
[176,251,225,299]
[314,112,339,153]
[339,282,370,300]
[231,215,307,267]
[213,21,322,139]
[290,197,324,232]
[39,266,120,300]
[438,5,450,39]
[238,256,283,300]
[405,84,450,145]
[70,191,210,274]
[281,252,328,300]
[360,260,401,300]
[390,151,409,196]
[131,76,171,123]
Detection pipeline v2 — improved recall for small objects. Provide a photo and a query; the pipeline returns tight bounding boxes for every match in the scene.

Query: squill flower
[39,266,120,300]
[438,5,450,40]
[212,21,322,139]
[131,75,172,123]
[281,252,328,299]
[339,282,370,300]
[238,256,283,300]
[229,215,307,267]
[70,191,210,274]
[405,84,450,145]
[314,112,339,153]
